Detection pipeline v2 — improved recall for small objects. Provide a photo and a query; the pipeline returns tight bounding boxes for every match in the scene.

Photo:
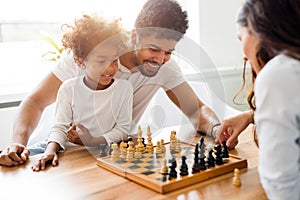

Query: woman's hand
[215,110,254,149]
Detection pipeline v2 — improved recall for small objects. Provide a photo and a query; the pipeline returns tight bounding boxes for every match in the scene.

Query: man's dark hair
[134,0,189,41]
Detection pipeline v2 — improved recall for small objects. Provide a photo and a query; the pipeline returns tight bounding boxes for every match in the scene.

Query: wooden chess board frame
[97,142,247,194]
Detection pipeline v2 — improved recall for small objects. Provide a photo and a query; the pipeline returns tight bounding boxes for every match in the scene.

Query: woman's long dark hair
[235,0,300,146]
[235,0,300,111]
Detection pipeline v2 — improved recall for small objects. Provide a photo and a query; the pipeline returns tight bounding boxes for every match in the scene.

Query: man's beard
[137,62,162,77]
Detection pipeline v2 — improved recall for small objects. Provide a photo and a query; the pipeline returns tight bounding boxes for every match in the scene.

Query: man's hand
[67,123,95,146]
[0,143,30,167]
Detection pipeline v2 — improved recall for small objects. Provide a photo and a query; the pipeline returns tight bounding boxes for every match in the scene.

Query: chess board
[97,142,247,194]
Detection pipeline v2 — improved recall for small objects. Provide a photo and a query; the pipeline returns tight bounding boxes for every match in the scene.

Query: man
[0,0,220,167]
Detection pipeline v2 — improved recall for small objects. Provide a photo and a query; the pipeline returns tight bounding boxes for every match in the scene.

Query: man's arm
[13,72,62,145]
[166,81,220,136]
[0,72,62,167]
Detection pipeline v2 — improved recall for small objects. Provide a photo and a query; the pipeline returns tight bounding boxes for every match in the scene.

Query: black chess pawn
[206,149,215,168]
[222,141,229,158]
[168,159,177,180]
[214,144,224,165]
[99,143,108,157]
[180,156,189,176]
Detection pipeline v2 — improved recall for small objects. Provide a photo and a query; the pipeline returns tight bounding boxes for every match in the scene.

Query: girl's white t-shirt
[52,52,185,126]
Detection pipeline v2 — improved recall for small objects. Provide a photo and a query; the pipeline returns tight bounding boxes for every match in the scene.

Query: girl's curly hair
[61,13,124,63]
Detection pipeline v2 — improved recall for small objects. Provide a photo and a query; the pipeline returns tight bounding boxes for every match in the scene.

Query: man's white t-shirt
[52,52,185,127]
[254,54,300,200]
[48,77,133,150]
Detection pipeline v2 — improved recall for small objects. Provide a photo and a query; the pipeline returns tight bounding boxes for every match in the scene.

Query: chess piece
[175,139,181,153]
[199,140,207,170]
[179,156,189,176]
[232,168,241,187]
[134,146,142,159]
[170,138,177,151]
[199,136,205,149]
[126,136,133,143]
[160,139,166,153]
[192,143,200,173]
[126,141,135,161]
[119,141,127,159]
[222,141,229,158]
[169,130,177,150]
[156,141,163,154]
[142,138,146,147]
[145,125,154,153]
[111,143,119,160]
[109,142,114,155]
[168,158,177,180]
[161,159,168,175]
[137,125,145,152]
[206,148,215,168]
[99,143,108,157]
[170,130,176,141]
[137,125,142,137]
[170,130,178,151]
[214,144,224,165]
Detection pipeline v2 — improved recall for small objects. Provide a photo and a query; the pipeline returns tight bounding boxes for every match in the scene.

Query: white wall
[198,0,244,68]
[0,107,18,150]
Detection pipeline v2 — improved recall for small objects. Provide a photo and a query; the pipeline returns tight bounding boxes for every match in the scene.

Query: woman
[216,0,300,199]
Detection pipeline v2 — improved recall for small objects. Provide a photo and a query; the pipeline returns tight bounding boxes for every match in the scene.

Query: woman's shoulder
[263,55,299,75]
[258,55,299,84]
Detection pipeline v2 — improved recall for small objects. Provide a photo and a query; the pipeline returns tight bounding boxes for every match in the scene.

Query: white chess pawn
[126,141,135,161]
[111,143,119,160]
[119,141,127,160]
[156,141,162,154]
[134,146,142,159]
[160,139,166,153]
[161,159,168,175]
[232,168,241,187]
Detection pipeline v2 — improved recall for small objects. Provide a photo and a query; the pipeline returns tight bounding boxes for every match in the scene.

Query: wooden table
[0,125,267,200]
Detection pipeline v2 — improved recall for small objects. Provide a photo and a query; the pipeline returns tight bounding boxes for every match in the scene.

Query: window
[2,0,250,110]
[0,0,200,101]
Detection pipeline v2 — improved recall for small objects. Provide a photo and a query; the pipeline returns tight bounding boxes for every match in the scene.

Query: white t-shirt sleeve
[160,59,185,91]
[254,55,300,200]
[52,51,84,82]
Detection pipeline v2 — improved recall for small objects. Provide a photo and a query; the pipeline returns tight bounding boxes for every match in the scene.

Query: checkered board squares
[97,142,247,194]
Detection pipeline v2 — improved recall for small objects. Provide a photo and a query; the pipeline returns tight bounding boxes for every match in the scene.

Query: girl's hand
[31,143,59,172]
[67,123,95,146]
